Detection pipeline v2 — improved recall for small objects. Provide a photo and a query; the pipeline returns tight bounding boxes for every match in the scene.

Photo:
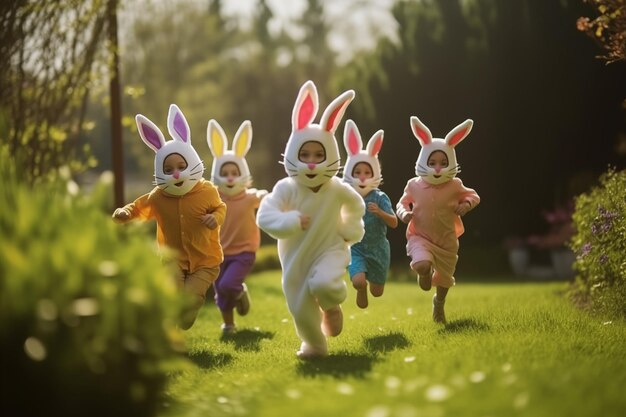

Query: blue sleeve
[378,191,394,215]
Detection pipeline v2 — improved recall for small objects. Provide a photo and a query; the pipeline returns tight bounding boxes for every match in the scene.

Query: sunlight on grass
[161,271,626,417]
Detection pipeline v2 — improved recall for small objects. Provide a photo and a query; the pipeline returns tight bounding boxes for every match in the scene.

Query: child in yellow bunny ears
[207,119,268,335]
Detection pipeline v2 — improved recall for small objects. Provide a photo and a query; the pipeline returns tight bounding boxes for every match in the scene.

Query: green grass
[162,271,626,417]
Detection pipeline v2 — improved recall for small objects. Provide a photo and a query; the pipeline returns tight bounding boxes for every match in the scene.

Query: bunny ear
[233,120,252,157]
[366,130,384,157]
[292,80,319,131]
[167,104,191,144]
[410,116,432,147]
[320,89,355,133]
[207,119,227,158]
[136,114,166,153]
[343,119,362,156]
[445,119,473,147]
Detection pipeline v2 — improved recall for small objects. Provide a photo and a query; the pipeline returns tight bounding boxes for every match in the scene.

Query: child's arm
[339,186,366,244]
[454,180,480,216]
[112,194,151,223]
[368,194,398,229]
[256,181,303,239]
[201,185,227,229]
[396,181,414,224]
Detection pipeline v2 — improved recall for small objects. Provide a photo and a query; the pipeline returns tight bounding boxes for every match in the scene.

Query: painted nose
[307,163,316,170]
[434,166,441,174]
[173,171,180,179]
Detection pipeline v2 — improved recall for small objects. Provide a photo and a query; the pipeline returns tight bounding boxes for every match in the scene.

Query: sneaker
[432,294,446,324]
[418,267,433,291]
[321,306,343,337]
[221,323,237,335]
[235,284,251,316]
[296,342,327,359]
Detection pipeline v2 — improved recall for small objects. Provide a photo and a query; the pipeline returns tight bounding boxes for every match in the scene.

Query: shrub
[569,168,626,318]
[0,159,188,417]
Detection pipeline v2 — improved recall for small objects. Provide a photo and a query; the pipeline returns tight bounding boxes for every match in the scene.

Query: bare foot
[321,306,343,337]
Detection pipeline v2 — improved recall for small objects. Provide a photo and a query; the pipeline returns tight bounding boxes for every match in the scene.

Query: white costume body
[257,176,364,353]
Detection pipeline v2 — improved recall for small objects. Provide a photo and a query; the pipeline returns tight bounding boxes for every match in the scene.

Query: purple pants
[214,252,256,311]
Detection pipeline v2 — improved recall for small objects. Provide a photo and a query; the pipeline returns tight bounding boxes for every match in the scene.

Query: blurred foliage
[0,0,111,181]
[577,0,626,63]
[0,149,189,417]
[569,168,626,318]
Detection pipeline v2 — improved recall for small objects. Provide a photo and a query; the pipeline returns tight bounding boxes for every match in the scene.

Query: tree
[577,0,626,63]
[0,0,110,181]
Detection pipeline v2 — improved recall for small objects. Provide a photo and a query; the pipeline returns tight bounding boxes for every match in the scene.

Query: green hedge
[0,161,188,417]
[569,168,626,318]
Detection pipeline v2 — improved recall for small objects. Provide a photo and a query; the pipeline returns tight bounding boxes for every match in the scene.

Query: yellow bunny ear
[233,120,252,157]
[207,119,227,157]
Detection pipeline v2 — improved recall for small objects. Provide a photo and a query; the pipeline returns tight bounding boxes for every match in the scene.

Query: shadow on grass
[437,318,490,334]
[220,328,275,351]
[363,332,411,353]
[296,351,378,379]
[187,351,233,370]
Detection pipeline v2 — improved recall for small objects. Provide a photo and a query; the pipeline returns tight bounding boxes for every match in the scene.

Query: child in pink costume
[396,117,480,324]
[207,119,267,335]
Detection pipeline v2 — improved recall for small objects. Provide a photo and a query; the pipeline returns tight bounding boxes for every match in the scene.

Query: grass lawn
[162,271,626,417]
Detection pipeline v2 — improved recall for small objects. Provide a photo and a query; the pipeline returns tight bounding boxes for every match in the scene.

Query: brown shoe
[235,283,251,316]
[418,268,433,291]
[321,306,343,337]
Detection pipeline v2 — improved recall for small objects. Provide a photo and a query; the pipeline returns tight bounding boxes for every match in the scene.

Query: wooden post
[107,0,124,207]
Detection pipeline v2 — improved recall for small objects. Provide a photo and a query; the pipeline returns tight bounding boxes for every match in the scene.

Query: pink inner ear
[142,124,162,150]
[413,122,431,145]
[298,94,315,130]
[448,128,468,146]
[174,112,188,142]
[348,130,360,155]
[370,137,383,156]
[325,105,343,132]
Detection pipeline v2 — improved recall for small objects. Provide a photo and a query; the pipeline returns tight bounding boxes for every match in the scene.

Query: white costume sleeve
[337,182,366,244]
[257,179,302,240]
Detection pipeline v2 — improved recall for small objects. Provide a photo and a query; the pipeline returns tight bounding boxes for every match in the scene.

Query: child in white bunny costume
[112,104,226,330]
[207,119,267,335]
[342,120,398,309]
[396,117,480,324]
[256,81,365,359]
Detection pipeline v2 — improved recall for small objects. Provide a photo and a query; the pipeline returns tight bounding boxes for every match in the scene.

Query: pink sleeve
[457,179,480,209]
[396,180,414,219]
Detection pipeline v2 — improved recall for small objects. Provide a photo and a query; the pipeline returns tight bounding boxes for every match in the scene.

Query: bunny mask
[283,80,355,189]
[136,104,204,196]
[207,119,252,196]
[411,116,473,186]
[342,119,384,197]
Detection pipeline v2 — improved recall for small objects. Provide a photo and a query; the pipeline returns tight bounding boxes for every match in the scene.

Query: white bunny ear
[410,116,432,147]
[233,120,252,157]
[136,114,166,153]
[207,119,227,158]
[366,130,384,157]
[167,104,191,144]
[320,89,355,133]
[292,80,319,131]
[343,119,362,156]
[445,119,473,147]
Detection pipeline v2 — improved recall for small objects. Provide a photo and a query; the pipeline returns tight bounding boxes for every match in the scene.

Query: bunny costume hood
[411,116,473,186]
[342,119,384,197]
[207,119,253,196]
[136,104,204,196]
[283,80,355,189]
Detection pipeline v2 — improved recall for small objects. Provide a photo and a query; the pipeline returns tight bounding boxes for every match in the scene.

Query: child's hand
[201,213,218,229]
[299,214,310,230]
[455,201,472,216]
[112,208,130,223]
[400,211,413,224]
[367,202,381,216]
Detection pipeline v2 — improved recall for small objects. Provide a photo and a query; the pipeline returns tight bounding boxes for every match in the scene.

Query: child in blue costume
[342,120,398,308]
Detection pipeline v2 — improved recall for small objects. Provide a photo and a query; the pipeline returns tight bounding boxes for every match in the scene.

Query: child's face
[219,162,240,181]
[427,150,448,177]
[298,141,326,164]
[352,162,373,182]
[163,153,188,177]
